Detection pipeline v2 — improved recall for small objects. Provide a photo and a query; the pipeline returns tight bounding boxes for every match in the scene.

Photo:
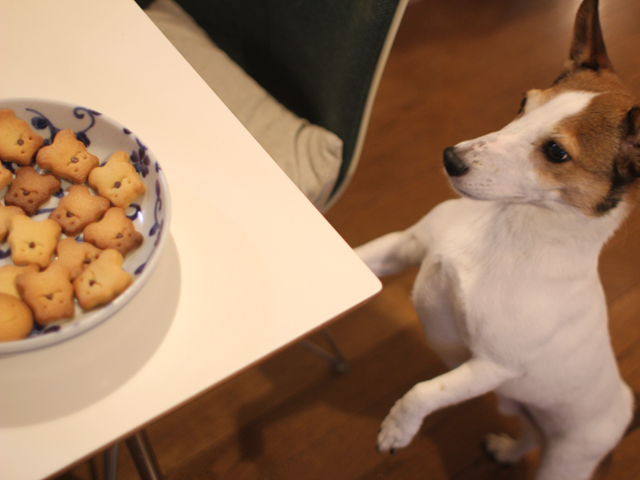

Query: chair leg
[125,430,163,480]
[303,328,348,373]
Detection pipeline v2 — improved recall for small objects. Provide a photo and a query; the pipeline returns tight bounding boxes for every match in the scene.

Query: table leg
[103,443,119,480]
[125,430,163,480]
[303,328,348,373]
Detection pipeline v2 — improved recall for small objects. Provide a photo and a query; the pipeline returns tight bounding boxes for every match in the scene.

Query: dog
[355,1,639,478]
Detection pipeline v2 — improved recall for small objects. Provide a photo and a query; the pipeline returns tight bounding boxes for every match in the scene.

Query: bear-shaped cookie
[7,215,62,269]
[55,237,105,280]
[16,262,75,325]
[4,166,61,216]
[49,185,110,236]
[0,109,44,166]
[82,207,143,256]
[88,151,145,208]
[73,248,132,310]
[36,129,100,184]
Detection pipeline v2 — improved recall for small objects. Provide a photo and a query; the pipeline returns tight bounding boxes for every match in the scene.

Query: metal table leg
[125,430,163,480]
[303,328,349,374]
[103,443,120,480]
[100,429,162,480]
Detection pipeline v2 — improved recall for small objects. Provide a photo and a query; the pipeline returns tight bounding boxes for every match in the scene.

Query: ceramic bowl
[0,98,171,355]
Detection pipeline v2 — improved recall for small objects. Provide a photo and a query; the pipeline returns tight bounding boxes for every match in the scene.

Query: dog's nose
[443,147,469,177]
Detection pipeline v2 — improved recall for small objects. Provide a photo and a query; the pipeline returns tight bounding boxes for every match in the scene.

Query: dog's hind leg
[534,438,612,480]
[535,411,632,479]
[377,357,519,452]
[485,397,540,465]
[355,230,425,277]
[534,384,633,480]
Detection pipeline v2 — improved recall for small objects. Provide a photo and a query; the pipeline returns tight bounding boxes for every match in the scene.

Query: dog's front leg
[378,358,519,452]
[355,230,425,277]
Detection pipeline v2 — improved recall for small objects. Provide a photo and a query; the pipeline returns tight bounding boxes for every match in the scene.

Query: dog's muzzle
[443,147,469,177]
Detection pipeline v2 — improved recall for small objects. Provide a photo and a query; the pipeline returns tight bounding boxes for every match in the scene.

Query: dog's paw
[484,433,522,465]
[376,400,423,453]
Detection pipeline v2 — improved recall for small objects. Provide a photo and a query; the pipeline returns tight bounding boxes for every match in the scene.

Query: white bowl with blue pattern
[0,98,171,355]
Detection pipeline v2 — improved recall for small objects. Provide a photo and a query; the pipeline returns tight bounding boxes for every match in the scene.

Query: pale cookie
[55,237,104,280]
[0,109,45,166]
[4,166,61,216]
[74,249,132,310]
[0,204,25,242]
[0,264,39,297]
[49,185,110,236]
[36,129,100,183]
[83,207,143,256]
[7,215,62,269]
[0,293,34,342]
[88,151,145,208]
[0,163,12,190]
[16,262,75,325]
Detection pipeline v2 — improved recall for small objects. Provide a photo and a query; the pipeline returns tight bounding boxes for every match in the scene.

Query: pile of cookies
[0,108,146,342]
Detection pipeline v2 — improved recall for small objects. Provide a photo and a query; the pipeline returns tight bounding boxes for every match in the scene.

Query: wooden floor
[55,0,640,479]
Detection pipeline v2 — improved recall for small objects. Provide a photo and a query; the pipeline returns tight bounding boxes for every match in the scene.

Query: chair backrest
[167,0,408,209]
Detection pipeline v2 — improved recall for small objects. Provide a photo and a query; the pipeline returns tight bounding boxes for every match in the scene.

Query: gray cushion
[146,0,342,208]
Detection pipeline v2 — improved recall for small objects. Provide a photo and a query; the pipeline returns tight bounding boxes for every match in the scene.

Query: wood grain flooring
[54,0,640,478]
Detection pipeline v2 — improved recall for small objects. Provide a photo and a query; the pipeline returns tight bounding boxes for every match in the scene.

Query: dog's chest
[411,199,605,358]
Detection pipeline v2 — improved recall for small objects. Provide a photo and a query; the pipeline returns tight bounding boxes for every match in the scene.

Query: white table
[0,2,381,479]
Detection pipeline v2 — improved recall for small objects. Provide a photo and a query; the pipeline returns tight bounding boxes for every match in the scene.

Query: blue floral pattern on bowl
[0,98,171,355]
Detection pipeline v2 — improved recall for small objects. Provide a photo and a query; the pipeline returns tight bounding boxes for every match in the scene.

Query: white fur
[356,92,634,480]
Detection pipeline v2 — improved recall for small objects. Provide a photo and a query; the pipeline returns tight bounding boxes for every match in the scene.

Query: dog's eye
[518,95,527,114]
[543,141,571,163]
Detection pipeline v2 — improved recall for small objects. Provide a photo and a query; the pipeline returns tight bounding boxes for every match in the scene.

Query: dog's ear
[569,0,614,72]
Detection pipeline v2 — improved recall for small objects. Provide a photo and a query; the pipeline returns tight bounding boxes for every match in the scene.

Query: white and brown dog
[356,1,639,478]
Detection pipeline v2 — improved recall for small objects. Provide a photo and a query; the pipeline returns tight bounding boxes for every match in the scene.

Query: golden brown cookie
[49,185,110,236]
[55,237,104,280]
[0,293,34,342]
[0,109,45,166]
[0,264,39,297]
[83,207,143,256]
[4,166,61,216]
[0,204,25,242]
[36,129,100,183]
[7,215,62,269]
[73,249,132,310]
[0,163,12,190]
[87,151,146,208]
[16,262,75,325]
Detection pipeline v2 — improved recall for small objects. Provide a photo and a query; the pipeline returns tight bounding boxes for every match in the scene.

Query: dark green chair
[137,0,408,210]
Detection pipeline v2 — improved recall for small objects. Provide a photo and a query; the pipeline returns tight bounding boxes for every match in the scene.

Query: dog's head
[445,0,640,217]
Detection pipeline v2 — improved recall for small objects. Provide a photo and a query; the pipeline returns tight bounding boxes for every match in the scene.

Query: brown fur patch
[555,67,624,93]
[533,68,639,215]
